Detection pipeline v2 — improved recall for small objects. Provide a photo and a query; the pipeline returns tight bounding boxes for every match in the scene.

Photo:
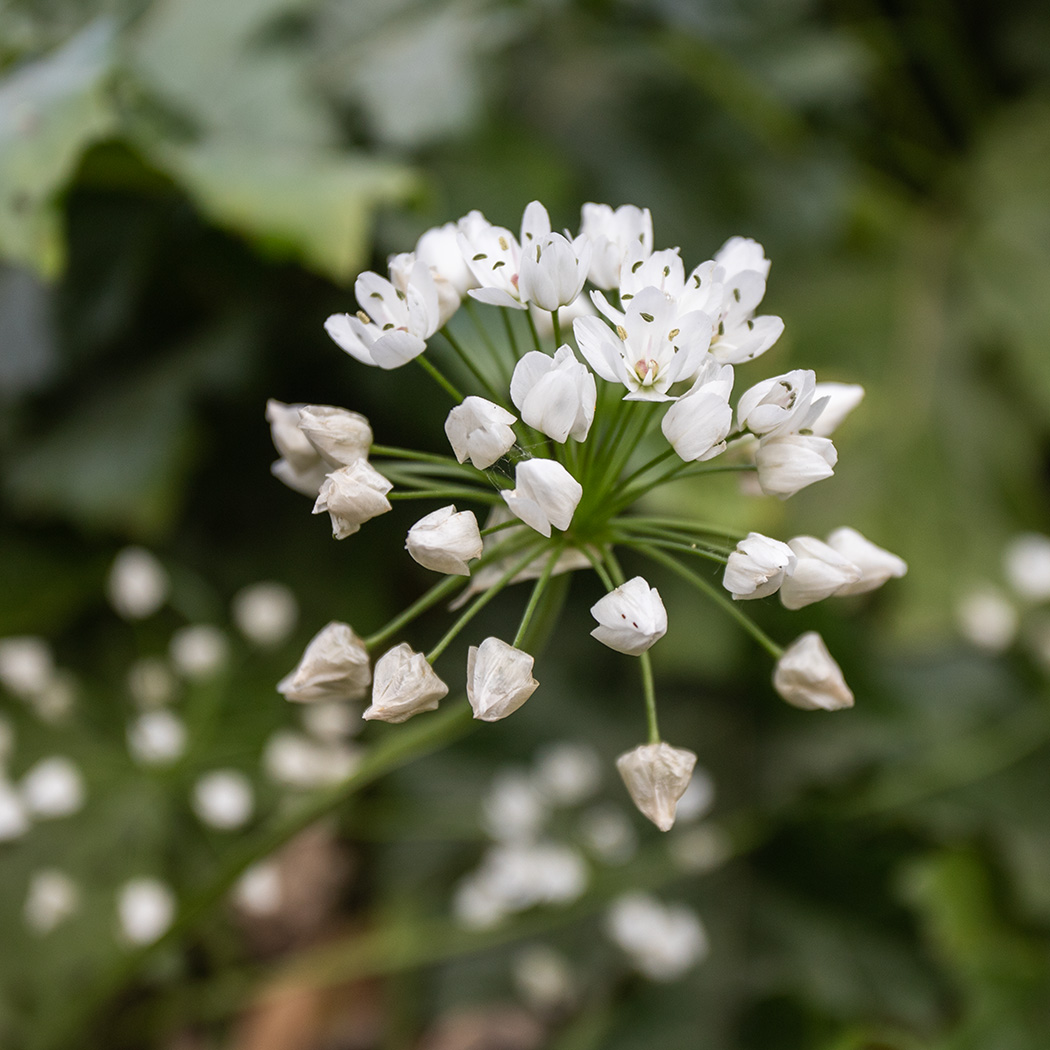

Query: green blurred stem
[464,299,513,387]
[512,543,565,648]
[440,328,504,404]
[616,533,728,565]
[501,307,521,359]
[639,545,784,659]
[414,355,464,401]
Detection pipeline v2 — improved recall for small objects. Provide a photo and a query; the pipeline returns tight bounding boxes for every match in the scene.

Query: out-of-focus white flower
[444,396,517,469]
[232,862,283,916]
[24,870,80,934]
[0,781,29,841]
[482,770,547,843]
[127,657,177,708]
[296,405,373,468]
[278,621,371,703]
[773,632,854,711]
[574,288,712,401]
[825,527,907,596]
[533,742,601,806]
[615,742,696,831]
[127,709,187,766]
[169,625,229,681]
[754,433,838,498]
[312,460,393,540]
[518,230,592,312]
[21,756,85,818]
[669,824,733,875]
[0,636,55,699]
[192,770,254,830]
[300,700,361,742]
[660,358,734,462]
[606,893,708,980]
[117,878,175,945]
[406,505,483,576]
[262,731,361,789]
[724,532,797,600]
[510,345,596,444]
[714,235,770,282]
[513,944,577,1011]
[810,383,865,437]
[578,804,637,864]
[363,643,448,723]
[0,715,12,766]
[501,459,582,538]
[416,221,476,324]
[579,202,653,289]
[266,399,329,496]
[232,582,300,647]
[1004,533,1050,602]
[590,577,667,656]
[737,370,824,437]
[324,255,441,368]
[957,587,1018,652]
[106,548,169,620]
[779,536,862,610]
[673,767,716,823]
[31,670,76,724]
[467,638,539,722]
[708,237,783,365]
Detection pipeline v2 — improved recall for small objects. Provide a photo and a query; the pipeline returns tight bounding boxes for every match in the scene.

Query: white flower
[232,582,299,647]
[21,756,85,819]
[107,548,169,620]
[405,505,483,576]
[714,236,770,281]
[324,254,440,368]
[773,632,854,711]
[517,230,592,311]
[266,399,328,496]
[117,878,175,945]
[501,458,583,537]
[660,358,735,462]
[277,621,371,703]
[510,345,596,443]
[574,287,712,401]
[444,396,517,469]
[579,202,653,289]
[466,637,539,721]
[169,625,229,680]
[810,383,865,437]
[363,643,448,723]
[460,202,551,310]
[127,710,187,766]
[25,870,79,934]
[825,527,907,595]
[192,770,254,830]
[615,742,697,831]
[606,893,709,980]
[416,221,477,298]
[736,370,824,437]
[779,536,862,610]
[754,433,837,498]
[590,577,668,656]
[1003,533,1050,602]
[0,636,55,699]
[0,781,29,841]
[296,405,373,468]
[709,237,783,364]
[723,532,797,600]
[313,460,393,539]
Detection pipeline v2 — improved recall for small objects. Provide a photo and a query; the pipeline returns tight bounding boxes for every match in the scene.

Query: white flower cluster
[269,198,907,829]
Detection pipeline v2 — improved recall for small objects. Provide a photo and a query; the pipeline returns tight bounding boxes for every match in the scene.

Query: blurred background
[3,0,1050,1047]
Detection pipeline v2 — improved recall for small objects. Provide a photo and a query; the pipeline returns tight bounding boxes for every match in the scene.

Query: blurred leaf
[0,19,118,276]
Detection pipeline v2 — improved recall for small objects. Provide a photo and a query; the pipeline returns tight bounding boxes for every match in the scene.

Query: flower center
[634,358,658,382]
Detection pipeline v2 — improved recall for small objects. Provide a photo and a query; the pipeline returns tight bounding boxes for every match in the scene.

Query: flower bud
[615,742,697,831]
[406,505,483,576]
[590,577,667,656]
[810,383,864,437]
[467,637,539,721]
[510,345,596,443]
[580,202,653,289]
[278,621,371,703]
[754,433,837,498]
[825,527,907,595]
[502,458,583,538]
[517,231,592,312]
[660,361,734,463]
[312,460,393,539]
[772,632,853,711]
[724,532,797,600]
[779,536,862,610]
[445,396,517,469]
[363,643,449,723]
[736,370,822,436]
[296,405,373,467]
[266,399,328,496]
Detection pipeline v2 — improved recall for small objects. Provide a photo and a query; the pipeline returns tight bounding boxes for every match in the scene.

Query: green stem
[611,462,756,514]
[363,575,466,651]
[441,329,504,404]
[640,545,783,658]
[615,534,728,565]
[414,356,464,402]
[501,307,522,359]
[525,308,544,355]
[389,489,502,504]
[371,445,469,468]
[551,309,563,348]
[581,545,615,591]
[464,298,512,385]
[616,445,677,491]
[639,650,660,744]
[512,543,565,647]
[614,515,744,541]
